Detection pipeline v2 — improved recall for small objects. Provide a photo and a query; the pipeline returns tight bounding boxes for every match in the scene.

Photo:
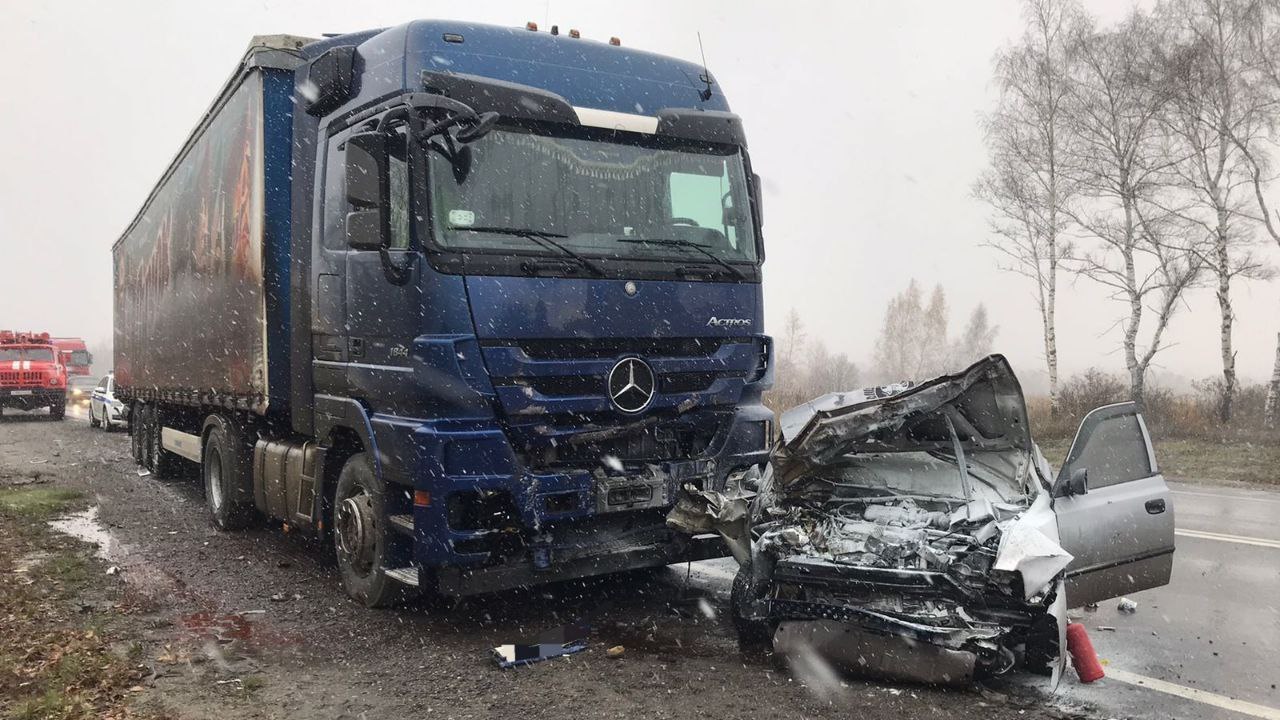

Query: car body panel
[1053,403,1174,607]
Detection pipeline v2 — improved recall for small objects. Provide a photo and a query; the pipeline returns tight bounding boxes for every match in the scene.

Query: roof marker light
[442,32,464,44]
[550,25,560,35]
[609,36,621,46]
[525,21,538,31]
[569,29,580,39]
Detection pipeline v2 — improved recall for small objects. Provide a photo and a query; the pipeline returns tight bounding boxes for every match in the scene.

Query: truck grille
[0,370,43,387]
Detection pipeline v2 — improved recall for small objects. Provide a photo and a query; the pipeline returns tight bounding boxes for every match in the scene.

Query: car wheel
[334,453,402,608]
[730,560,774,656]
[102,407,114,432]
[202,417,254,530]
[89,403,100,428]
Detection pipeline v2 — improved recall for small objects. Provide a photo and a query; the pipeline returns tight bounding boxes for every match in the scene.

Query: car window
[1062,410,1152,490]
[96,376,109,392]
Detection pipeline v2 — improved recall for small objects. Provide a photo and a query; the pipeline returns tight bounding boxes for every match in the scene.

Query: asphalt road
[4,406,1278,719]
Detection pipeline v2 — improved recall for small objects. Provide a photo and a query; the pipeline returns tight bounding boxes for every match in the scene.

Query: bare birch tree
[1160,0,1275,423]
[1226,0,1280,426]
[975,0,1084,416]
[1065,10,1204,409]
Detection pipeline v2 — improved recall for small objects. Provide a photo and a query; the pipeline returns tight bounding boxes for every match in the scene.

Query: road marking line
[1175,528,1280,549]
[1172,489,1280,505]
[1106,667,1280,720]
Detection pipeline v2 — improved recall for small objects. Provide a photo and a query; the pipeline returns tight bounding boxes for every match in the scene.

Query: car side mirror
[1053,467,1089,499]
[345,131,389,251]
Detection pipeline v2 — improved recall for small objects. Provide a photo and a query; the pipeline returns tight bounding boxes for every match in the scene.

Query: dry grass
[0,487,148,720]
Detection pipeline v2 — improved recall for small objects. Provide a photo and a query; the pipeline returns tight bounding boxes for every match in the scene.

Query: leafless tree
[953,304,1000,366]
[1225,0,1280,426]
[871,280,956,381]
[778,307,807,377]
[1160,0,1276,423]
[806,339,861,395]
[975,0,1084,416]
[1064,10,1204,410]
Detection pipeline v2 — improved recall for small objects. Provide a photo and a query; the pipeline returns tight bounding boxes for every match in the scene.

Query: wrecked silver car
[686,355,1174,685]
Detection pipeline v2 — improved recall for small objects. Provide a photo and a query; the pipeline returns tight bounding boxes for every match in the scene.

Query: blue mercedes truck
[113,21,771,606]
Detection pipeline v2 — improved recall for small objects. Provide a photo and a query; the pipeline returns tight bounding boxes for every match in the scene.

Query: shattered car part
[677,355,1076,685]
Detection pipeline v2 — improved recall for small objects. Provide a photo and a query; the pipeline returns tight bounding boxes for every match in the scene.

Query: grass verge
[1036,437,1280,487]
[0,486,147,720]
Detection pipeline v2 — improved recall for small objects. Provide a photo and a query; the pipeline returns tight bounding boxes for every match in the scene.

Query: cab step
[388,514,414,535]
[384,566,419,587]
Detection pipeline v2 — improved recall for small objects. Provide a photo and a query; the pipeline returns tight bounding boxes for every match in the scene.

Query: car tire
[730,560,774,656]
[202,416,255,531]
[102,407,114,432]
[333,453,402,608]
[89,403,100,428]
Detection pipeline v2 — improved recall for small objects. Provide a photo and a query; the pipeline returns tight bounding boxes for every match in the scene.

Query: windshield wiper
[459,227,605,277]
[614,237,746,281]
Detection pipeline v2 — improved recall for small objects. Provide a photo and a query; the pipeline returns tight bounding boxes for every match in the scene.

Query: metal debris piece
[491,622,589,669]
[1117,598,1138,614]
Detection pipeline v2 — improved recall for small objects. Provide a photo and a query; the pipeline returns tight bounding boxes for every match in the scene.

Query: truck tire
[149,406,181,480]
[202,417,255,530]
[130,405,145,466]
[730,561,774,656]
[49,398,65,420]
[334,453,402,608]
[138,405,155,470]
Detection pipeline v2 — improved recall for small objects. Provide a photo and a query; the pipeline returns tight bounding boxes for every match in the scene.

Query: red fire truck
[50,337,93,377]
[0,331,67,419]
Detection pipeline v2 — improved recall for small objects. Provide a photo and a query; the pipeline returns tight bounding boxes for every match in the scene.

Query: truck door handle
[1145,498,1166,514]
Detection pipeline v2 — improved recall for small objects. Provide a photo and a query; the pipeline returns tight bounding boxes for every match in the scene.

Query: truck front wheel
[49,398,65,420]
[203,418,254,530]
[334,453,401,608]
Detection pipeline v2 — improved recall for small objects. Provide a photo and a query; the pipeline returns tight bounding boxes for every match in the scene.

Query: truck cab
[0,331,67,419]
[115,22,772,607]
[299,22,772,602]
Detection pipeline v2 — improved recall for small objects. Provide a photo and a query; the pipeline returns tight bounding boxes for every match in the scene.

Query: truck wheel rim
[208,452,224,510]
[336,492,376,575]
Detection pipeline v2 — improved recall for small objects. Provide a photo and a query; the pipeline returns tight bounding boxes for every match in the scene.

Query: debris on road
[491,623,589,669]
[606,645,625,659]
[1117,598,1138,614]
[1066,623,1105,683]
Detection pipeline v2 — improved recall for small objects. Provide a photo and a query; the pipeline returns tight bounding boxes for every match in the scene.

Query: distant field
[1036,436,1280,488]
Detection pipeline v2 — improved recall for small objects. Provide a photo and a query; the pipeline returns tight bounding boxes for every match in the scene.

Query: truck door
[339,124,424,412]
[313,132,350,392]
[1053,402,1175,607]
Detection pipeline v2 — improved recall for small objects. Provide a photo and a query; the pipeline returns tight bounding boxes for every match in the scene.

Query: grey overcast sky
[3,0,1277,389]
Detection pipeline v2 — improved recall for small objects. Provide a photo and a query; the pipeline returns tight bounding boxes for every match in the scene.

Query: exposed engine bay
[670,356,1073,685]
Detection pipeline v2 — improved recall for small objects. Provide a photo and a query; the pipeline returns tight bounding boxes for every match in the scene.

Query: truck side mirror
[345,131,388,251]
[1052,467,1089,499]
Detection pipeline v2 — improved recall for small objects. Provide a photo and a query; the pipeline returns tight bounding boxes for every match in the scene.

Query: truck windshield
[426,127,757,264]
[0,347,54,362]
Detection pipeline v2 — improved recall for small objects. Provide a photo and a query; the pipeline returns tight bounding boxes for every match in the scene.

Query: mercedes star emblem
[607,357,656,414]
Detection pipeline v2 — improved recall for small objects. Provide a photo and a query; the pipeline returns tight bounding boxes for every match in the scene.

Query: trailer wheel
[149,407,180,480]
[138,405,155,470]
[334,453,401,608]
[130,404,144,466]
[203,417,254,530]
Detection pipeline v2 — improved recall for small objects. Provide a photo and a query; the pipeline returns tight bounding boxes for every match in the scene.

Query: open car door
[1052,402,1175,608]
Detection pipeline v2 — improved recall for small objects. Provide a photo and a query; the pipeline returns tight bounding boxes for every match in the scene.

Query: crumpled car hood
[772,354,1036,493]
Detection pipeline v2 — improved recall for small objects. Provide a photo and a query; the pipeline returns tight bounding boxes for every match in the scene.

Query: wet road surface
[4,407,1277,718]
